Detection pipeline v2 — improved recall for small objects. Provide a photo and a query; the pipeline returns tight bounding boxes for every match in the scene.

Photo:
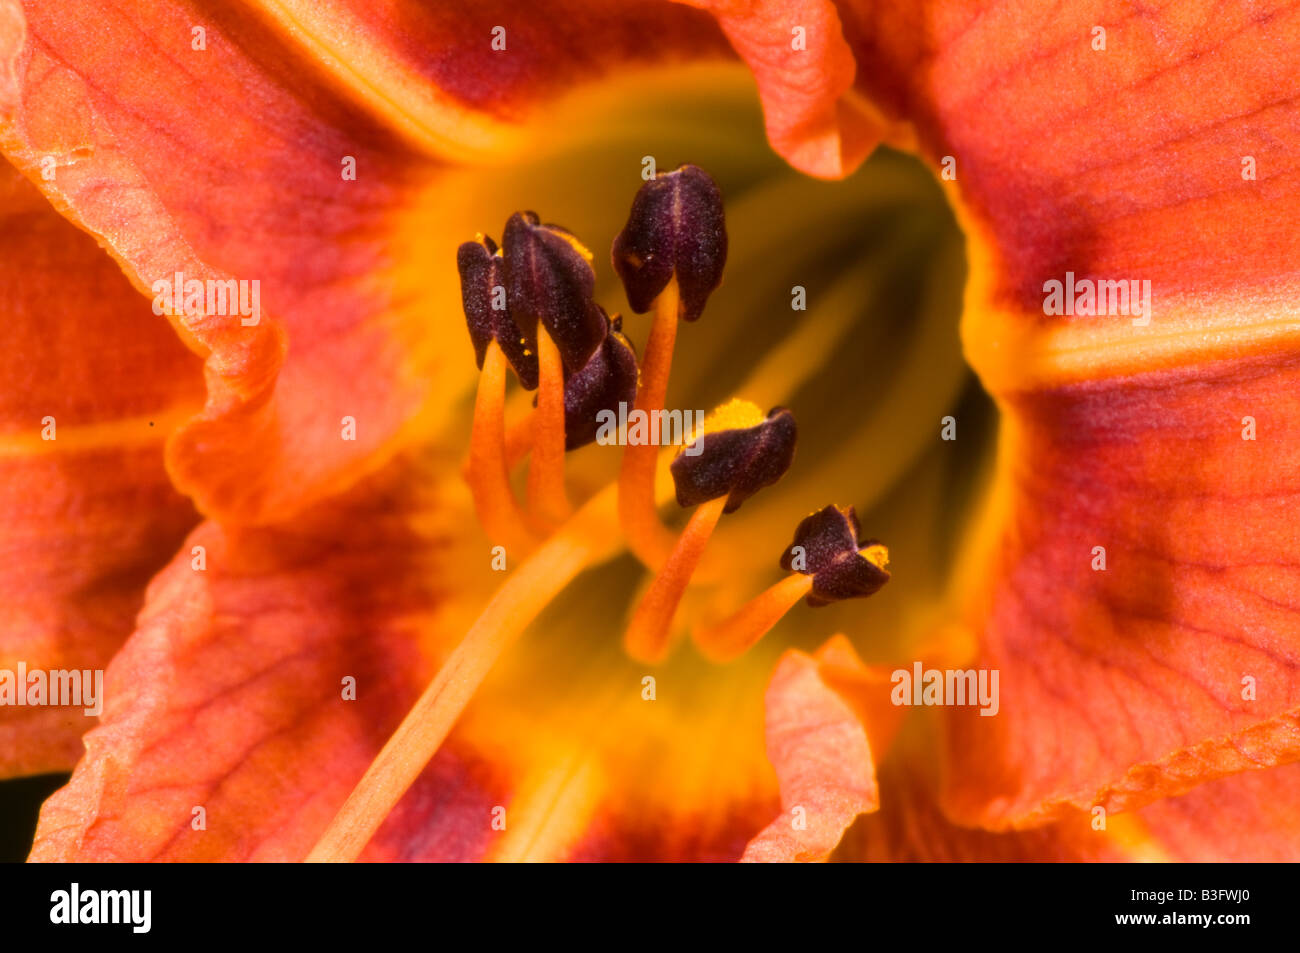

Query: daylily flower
[1,0,1298,863]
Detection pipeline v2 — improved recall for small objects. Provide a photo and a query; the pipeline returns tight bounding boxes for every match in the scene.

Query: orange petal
[743,636,883,862]
[0,162,202,778]
[0,0,728,525]
[838,727,1300,861]
[812,633,908,758]
[0,0,412,522]
[835,0,1300,364]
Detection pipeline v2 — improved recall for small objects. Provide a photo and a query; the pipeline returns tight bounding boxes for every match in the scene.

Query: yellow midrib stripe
[250,0,523,163]
[0,404,199,456]
[488,750,601,863]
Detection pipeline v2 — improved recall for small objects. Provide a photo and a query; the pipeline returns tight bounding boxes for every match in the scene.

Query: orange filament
[504,412,533,469]
[307,486,623,863]
[618,279,682,569]
[693,573,813,663]
[459,403,530,484]
[467,341,535,553]
[623,495,727,664]
[526,325,571,526]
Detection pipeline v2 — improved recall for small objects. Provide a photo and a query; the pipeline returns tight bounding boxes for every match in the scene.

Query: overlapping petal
[248,0,729,159]
[837,0,1300,356]
[681,0,885,178]
[759,638,1300,862]
[836,756,1131,862]
[0,162,203,778]
[837,734,1300,862]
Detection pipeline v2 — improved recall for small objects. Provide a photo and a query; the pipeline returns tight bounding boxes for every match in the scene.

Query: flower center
[307,66,994,861]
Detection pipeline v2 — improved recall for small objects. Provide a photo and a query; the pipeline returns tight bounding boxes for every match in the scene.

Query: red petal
[27,452,491,860]
[941,356,1300,827]
[838,1,1300,339]
[0,162,202,778]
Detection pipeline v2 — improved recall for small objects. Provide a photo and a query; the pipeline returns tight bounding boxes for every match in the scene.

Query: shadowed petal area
[839,735,1300,861]
[0,0,729,525]
[835,755,1132,862]
[249,0,730,159]
[369,557,786,861]
[380,661,778,863]
[0,163,203,779]
[942,354,1300,828]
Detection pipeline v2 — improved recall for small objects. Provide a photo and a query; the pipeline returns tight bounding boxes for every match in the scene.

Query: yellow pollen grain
[861,543,890,570]
[696,398,765,438]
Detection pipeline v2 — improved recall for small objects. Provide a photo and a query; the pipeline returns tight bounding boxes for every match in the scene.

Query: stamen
[695,505,891,662]
[503,211,606,375]
[504,411,533,469]
[611,164,727,569]
[562,314,639,450]
[526,324,571,525]
[306,485,623,863]
[622,401,797,663]
[693,573,813,662]
[623,495,727,663]
[617,278,682,567]
[499,312,636,469]
[460,213,610,534]
[466,340,535,553]
[458,235,539,389]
